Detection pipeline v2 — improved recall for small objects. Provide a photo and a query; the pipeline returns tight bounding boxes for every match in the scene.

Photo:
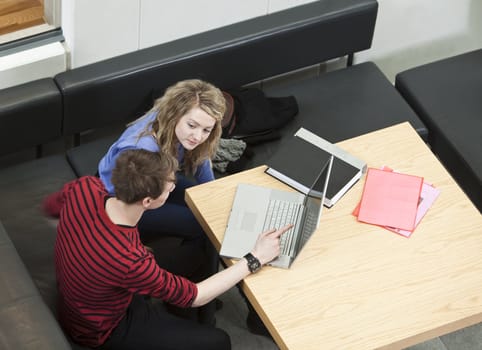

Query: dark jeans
[138,174,219,325]
[138,174,205,244]
[99,295,231,350]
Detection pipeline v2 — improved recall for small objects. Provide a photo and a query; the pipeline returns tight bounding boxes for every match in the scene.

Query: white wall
[1,0,481,89]
[139,0,267,49]
[61,0,482,82]
[139,0,318,49]
[61,0,316,68]
[356,0,482,81]
[61,0,141,68]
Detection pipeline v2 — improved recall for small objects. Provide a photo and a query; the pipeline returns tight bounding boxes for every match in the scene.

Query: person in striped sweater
[53,148,290,349]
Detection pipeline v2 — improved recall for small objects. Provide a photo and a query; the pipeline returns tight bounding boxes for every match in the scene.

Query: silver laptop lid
[290,154,334,259]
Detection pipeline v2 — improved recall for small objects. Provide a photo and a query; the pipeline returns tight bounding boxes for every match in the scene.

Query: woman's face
[175,107,216,150]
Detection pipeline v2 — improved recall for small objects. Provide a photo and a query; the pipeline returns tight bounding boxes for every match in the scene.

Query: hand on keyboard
[251,224,293,265]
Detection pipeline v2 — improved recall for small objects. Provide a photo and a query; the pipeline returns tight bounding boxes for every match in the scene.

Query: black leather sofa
[395,49,482,212]
[0,0,432,348]
[0,79,77,349]
[0,221,72,350]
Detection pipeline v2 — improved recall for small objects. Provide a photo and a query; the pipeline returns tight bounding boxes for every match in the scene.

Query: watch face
[246,253,261,273]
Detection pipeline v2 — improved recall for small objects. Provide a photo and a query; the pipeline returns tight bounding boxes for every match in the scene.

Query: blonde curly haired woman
[98,79,226,324]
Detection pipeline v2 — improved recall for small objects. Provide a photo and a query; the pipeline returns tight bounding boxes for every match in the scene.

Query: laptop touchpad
[241,212,257,231]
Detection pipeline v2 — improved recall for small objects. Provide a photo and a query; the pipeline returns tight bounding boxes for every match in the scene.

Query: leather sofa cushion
[66,62,428,178]
[244,62,428,170]
[395,49,482,211]
[0,155,76,311]
[0,221,71,350]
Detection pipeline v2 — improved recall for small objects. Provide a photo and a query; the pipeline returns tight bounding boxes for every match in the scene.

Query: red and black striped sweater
[54,176,198,347]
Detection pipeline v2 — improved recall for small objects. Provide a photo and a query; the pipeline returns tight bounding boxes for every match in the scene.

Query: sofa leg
[347,53,354,66]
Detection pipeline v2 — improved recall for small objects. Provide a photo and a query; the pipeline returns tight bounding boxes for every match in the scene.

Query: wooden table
[185,122,482,350]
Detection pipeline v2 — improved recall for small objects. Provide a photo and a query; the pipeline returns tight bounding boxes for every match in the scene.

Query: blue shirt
[98,111,214,194]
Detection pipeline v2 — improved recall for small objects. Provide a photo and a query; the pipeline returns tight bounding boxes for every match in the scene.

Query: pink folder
[353,180,440,237]
[356,168,424,231]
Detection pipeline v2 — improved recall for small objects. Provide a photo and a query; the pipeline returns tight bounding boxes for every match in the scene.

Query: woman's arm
[191,224,292,307]
[194,158,215,183]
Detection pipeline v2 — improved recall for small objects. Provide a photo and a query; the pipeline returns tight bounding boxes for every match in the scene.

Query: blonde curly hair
[136,79,226,175]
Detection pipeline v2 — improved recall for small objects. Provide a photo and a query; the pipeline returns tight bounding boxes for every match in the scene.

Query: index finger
[272,224,294,237]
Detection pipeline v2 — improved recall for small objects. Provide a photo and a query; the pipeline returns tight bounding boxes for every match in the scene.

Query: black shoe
[246,310,272,338]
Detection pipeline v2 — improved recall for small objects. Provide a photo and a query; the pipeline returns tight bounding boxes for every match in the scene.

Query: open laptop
[220,154,334,268]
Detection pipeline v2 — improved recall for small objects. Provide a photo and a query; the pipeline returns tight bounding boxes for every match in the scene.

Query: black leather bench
[0,80,75,348]
[395,49,482,212]
[0,221,72,350]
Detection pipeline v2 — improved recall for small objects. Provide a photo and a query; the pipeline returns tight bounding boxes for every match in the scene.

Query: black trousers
[99,295,230,350]
[138,175,219,325]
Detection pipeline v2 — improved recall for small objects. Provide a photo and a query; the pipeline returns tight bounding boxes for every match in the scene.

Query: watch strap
[244,252,261,273]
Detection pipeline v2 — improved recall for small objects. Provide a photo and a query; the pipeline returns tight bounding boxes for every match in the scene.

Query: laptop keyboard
[263,199,302,255]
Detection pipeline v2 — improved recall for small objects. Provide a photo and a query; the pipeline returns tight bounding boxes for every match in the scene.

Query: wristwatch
[244,253,262,273]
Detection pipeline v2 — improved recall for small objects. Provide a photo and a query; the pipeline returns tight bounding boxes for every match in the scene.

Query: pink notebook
[356,168,424,231]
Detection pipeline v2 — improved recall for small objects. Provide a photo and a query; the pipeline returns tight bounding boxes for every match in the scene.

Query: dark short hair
[111,149,178,204]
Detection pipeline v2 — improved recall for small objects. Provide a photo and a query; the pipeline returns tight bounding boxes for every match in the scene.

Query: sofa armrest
[0,221,71,350]
[0,79,62,157]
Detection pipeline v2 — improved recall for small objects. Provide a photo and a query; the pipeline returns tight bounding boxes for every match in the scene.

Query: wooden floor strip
[0,0,45,36]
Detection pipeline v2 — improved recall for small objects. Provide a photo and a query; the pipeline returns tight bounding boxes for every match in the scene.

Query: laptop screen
[306,154,334,208]
[296,154,334,249]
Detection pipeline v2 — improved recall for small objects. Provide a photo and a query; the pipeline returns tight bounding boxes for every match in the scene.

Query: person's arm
[42,178,83,217]
[194,158,215,183]
[99,121,159,194]
[191,224,292,307]
[125,248,198,308]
